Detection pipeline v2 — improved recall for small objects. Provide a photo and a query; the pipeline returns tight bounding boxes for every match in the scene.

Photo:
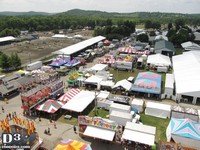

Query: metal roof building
[53,36,105,56]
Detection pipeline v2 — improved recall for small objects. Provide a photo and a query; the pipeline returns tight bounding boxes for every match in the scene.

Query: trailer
[27,61,42,71]
[109,103,131,114]
[109,110,132,126]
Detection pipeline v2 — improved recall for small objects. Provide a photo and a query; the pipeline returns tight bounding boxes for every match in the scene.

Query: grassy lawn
[140,114,170,143]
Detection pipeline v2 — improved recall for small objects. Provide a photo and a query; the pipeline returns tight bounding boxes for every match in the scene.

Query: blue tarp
[64,58,80,67]
[169,118,200,140]
[49,58,69,67]
[132,72,161,94]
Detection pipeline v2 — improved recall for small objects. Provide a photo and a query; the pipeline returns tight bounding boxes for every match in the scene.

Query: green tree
[136,34,149,42]
[168,23,173,30]
[1,53,10,70]
[53,29,59,34]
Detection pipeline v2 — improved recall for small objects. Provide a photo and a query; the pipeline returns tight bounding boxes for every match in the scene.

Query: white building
[181,41,200,51]
[165,74,174,99]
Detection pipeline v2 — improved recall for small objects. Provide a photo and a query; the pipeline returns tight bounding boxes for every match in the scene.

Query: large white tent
[110,103,131,113]
[84,75,105,89]
[109,110,132,126]
[122,122,156,146]
[172,51,200,104]
[83,126,116,141]
[62,90,95,112]
[147,53,171,67]
[90,64,108,72]
[0,36,16,43]
[145,102,171,119]
[166,118,200,149]
[113,79,132,91]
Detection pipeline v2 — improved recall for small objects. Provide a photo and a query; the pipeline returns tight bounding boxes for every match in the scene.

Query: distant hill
[0,9,199,19]
[0,11,52,16]
[58,9,200,19]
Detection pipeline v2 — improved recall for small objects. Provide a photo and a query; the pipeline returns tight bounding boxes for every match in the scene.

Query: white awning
[113,79,132,91]
[83,126,115,141]
[122,129,155,146]
[90,64,108,71]
[84,75,104,85]
[62,91,95,112]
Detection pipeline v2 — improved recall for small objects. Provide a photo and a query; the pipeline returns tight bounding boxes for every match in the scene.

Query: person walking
[2,107,4,113]
[48,127,50,134]
[73,125,77,134]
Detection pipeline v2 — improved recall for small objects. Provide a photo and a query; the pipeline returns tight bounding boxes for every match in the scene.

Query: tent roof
[147,54,171,66]
[90,64,108,71]
[83,126,115,141]
[132,72,162,94]
[154,40,175,52]
[52,34,68,38]
[97,91,110,99]
[172,51,200,96]
[165,74,174,89]
[100,80,115,87]
[155,35,168,41]
[110,110,132,119]
[168,118,200,140]
[146,102,171,111]
[181,41,200,51]
[122,122,156,146]
[131,98,144,106]
[58,88,80,102]
[62,91,95,112]
[113,79,132,91]
[84,75,104,85]
[110,103,131,111]
[53,36,105,55]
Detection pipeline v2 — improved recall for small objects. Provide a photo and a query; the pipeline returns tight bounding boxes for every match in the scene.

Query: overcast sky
[0,0,200,14]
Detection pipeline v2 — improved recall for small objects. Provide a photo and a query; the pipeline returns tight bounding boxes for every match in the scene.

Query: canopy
[181,41,200,51]
[54,139,92,150]
[58,88,81,102]
[166,118,200,149]
[83,126,115,141]
[50,57,69,67]
[90,64,108,72]
[145,102,171,119]
[122,122,156,146]
[84,75,104,85]
[64,58,80,67]
[113,79,132,91]
[147,54,171,67]
[36,99,64,113]
[62,91,95,112]
[132,72,162,94]
[131,98,144,113]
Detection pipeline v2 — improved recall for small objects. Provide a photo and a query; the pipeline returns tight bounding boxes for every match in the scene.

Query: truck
[27,61,43,71]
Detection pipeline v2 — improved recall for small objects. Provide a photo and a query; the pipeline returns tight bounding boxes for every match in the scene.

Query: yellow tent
[54,139,90,150]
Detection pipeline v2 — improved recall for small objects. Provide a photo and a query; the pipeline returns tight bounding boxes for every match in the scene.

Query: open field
[0,30,93,65]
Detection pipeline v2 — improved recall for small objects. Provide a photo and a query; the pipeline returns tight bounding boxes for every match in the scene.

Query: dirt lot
[0,30,94,65]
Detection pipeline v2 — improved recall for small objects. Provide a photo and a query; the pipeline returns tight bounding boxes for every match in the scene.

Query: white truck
[109,110,132,126]
[27,61,43,71]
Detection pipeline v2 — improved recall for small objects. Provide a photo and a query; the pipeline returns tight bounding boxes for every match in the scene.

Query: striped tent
[119,47,136,54]
[54,139,92,150]
[58,88,81,102]
[36,99,65,113]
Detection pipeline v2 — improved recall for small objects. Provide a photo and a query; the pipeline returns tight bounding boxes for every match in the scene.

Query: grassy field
[140,114,170,143]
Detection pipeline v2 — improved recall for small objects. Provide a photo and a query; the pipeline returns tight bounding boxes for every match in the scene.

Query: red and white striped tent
[99,55,115,64]
[134,50,150,55]
[58,88,81,102]
[36,99,65,113]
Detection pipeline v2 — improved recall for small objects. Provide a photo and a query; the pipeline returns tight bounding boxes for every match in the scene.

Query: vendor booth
[165,74,174,99]
[49,57,69,67]
[78,116,118,142]
[100,80,115,91]
[62,91,95,113]
[113,79,132,95]
[132,72,162,98]
[84,75,105,90]
[64,58,80,68]
[147,54,171,68]
[99,55,115,66]
[131,98,144,113]
[110,103,131,113]
[90,64,108,72]
[109,110,132,126]
[97,91,112,110]
[108,94,131,105]
[122,122,156,147]
[166,118,200,149]
[171,105,199,122]
[145,102,171,119]
[115,55,134,71]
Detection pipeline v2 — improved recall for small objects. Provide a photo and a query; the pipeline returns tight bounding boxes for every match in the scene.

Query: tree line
[0,52,21,72]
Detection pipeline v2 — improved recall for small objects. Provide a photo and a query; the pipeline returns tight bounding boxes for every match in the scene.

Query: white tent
[155,35,168,41]
[109,110,132,126]
[165,74,174,98]
[131,98,144,113]
[145,102,171,119]
[83,126,115,141]
[97,91,112,109]
[122,122,156,146]
[0,36,15,43]
[52,34,68,38]
[113,79,132,91]
[181,41,200,51]
[147,53,171,67]
[172,51,200,104]
[166,118,200,149]
[84,75,104,89]
[110,103,131,113]
[90,64,108,72]
[62,90,95,112]
[100,80,115,88]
